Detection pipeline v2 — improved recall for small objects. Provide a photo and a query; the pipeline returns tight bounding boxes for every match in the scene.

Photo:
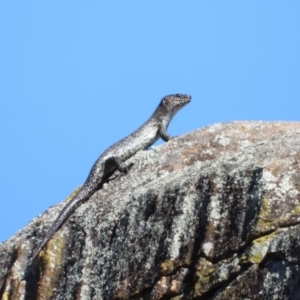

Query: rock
[1,121,300,299]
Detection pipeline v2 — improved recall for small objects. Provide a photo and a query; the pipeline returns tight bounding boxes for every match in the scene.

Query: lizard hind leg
[105,156,133,174]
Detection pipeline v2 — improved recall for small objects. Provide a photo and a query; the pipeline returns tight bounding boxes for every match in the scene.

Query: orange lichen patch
[170,278,182,294]
[0,243,31,300]
[1,277,26,300]
[160,260,175,275]
[151,276,171,299]
[113,277,132,300]
[36,233,66,299]
[194,258,216,297]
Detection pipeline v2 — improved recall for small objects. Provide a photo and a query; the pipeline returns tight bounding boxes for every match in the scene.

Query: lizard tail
[30,180,98,264]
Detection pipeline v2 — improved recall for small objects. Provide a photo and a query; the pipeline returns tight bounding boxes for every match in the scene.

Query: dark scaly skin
[30,94,191,262]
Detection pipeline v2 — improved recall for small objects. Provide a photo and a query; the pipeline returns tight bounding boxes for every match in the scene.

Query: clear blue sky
[1,2,299,242]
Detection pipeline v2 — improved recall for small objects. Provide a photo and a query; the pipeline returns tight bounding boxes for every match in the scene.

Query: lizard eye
[162,98,170,107]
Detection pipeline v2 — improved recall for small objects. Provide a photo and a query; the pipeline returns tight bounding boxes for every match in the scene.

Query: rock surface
[1,121,300,300]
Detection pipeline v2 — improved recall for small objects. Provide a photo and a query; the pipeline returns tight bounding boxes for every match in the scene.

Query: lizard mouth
[176,94,192,106]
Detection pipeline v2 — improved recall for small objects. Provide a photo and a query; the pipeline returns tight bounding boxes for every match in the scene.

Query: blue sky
[1,2,299,242]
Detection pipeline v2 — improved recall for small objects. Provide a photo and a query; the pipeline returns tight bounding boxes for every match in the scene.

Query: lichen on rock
[1,121,300,299]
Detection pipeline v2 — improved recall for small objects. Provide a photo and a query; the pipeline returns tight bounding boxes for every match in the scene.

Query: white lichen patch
[238,140,253,148]
[214,257,240,281]
[276,174,299,198]
[202,149,214,156]
[263,171,277,191]
[209,195,222,225]
[165,193,197,259]
[78,279,93,299]
[213,133,231,147]
[263,270,283,298]
[206,123,222,133]
[202,242,214,257]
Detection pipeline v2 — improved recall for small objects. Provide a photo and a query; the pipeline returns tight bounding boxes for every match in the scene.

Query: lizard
[30,93,191,262]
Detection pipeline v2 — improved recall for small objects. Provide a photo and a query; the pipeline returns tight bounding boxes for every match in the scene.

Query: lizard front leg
[159,123,172,142]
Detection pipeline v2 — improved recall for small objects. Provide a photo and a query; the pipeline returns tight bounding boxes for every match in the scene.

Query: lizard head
[158,94,191,121]
[151,94,191,130]
[161,94,191,112]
